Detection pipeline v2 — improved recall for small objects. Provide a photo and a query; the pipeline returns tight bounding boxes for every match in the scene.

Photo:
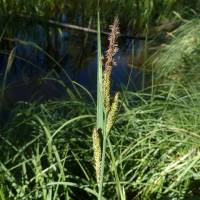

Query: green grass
[1,13,200,200]
[152,18,200,85]
[1,81,200,199]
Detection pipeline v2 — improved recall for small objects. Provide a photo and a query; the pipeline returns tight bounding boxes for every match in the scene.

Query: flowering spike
[92,128,101,183]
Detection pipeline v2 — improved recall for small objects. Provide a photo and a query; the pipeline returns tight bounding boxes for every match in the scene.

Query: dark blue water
[0,21,147,125]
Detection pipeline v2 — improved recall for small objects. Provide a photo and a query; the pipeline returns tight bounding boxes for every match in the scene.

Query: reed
[93,15,120,199]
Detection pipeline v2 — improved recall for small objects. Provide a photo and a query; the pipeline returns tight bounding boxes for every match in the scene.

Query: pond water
[1,26,147,97]
[0,18,148,123]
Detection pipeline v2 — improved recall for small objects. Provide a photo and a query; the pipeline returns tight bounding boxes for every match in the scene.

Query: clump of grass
[3,80,200,200]
[2,76,200,200]
[0,99,96,199]
[152,19,200,87]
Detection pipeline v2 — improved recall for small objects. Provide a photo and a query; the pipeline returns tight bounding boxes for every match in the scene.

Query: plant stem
[98,130,107,200]
[96,11,105,200]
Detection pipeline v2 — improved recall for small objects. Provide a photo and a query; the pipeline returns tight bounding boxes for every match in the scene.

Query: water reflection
[0,20,148,108]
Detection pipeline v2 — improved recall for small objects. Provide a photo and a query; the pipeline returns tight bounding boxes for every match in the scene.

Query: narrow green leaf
[1,48,15,98]
[96,12,104,130]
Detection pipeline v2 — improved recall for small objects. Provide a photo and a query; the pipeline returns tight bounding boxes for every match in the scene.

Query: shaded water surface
[0,17,148,123]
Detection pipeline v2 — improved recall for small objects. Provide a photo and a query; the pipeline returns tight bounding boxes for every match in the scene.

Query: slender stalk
[97,15,120,199]
[98,127,107,200]
[96,11,105,200]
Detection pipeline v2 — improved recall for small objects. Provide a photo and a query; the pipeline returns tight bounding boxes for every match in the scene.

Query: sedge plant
[93,14,120,200]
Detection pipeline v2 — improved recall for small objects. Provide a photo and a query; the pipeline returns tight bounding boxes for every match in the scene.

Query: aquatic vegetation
[93,16,120,199]
[2,78,200,199]
[1,2,200,200]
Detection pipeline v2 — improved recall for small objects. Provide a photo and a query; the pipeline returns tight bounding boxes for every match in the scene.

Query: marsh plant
[92,16,120,198]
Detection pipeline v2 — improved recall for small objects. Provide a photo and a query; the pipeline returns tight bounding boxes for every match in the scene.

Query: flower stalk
[93,16,120,199]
